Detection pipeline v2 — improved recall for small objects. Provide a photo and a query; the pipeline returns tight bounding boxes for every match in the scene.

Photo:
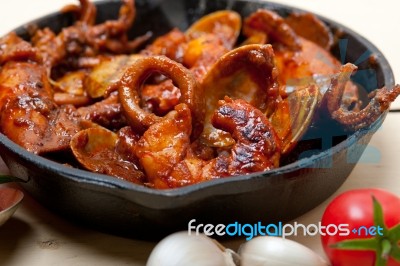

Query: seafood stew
[0,0,399,190]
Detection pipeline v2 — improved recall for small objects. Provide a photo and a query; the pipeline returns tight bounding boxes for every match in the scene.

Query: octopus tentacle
[211,97,281,174]
[118,0,135,30]
[324,63,358,115]
[143,98,281,188]
[62,0,97,25]
[88,0,135,37]
[78,0,97,25]
[33,0,142,71]
[173,98,281,187]
[324,63,400,130]
[332,85,400,131]
[86,0,139,53]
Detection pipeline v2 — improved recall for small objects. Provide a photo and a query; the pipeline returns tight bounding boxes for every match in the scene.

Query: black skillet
[0,0,394,239]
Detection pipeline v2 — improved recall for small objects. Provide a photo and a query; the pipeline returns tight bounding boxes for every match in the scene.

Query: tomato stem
[381,239,391,260]
[375,251,388,266]
[0,175,22,184]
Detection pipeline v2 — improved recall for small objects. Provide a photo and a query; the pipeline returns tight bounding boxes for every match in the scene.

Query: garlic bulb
[239,236,330,266]
[146,231,238,266]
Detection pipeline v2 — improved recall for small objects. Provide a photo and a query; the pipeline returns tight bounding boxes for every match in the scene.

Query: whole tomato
[321,188,400,266]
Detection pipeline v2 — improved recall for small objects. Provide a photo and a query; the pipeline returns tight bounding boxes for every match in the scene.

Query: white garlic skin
[146,231,236,266]
[239,236,330,266]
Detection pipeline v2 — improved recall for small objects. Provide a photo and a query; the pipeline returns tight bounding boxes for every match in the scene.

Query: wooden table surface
[1,1,400,265]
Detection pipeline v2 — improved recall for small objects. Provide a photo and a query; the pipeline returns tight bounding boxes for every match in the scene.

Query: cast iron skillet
[0,0,394,239]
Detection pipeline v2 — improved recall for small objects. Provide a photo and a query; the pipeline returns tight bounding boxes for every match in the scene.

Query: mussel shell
[70,127,144,184]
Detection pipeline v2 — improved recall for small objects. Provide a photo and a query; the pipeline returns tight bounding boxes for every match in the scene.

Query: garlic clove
[146,231,238,266]
[239,236,330,266]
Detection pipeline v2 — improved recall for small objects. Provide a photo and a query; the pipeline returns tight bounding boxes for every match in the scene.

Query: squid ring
[118,55,204,138]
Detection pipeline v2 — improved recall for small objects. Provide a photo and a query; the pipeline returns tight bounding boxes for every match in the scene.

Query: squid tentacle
[118,55,204,139]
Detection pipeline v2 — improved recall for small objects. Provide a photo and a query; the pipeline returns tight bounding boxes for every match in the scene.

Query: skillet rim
[0,0,394,201]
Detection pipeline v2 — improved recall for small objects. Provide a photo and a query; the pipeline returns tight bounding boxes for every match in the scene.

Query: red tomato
[321,188,400,266]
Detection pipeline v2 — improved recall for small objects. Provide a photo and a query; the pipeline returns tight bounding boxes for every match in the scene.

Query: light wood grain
[1,1,400,265]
